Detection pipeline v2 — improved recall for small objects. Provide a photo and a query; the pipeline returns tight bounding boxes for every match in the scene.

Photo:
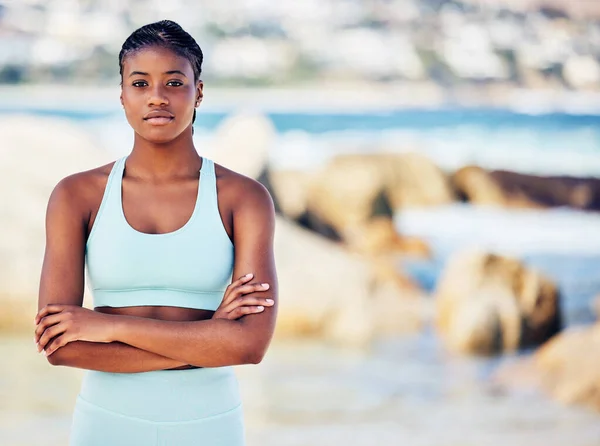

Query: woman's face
[120,46,202,144]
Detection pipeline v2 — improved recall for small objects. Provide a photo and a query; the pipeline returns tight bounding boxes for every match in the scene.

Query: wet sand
[2,335,600,446]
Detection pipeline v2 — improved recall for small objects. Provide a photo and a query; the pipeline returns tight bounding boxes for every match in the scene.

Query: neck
[127,127,202,179]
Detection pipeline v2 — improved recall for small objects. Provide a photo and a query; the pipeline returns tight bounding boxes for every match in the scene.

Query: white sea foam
[271,127,600,177]
[394,204,600,256]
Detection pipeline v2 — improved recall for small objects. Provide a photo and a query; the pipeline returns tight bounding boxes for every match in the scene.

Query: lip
[143,110,175,125]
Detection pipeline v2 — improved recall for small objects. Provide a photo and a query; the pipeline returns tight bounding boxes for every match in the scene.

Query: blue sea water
[3,103,599,321]
[3,103,600,173]
[3,103,600,444]
[3,103,599,326]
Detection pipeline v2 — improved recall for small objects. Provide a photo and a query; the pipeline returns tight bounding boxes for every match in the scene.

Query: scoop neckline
[118,155,205,237]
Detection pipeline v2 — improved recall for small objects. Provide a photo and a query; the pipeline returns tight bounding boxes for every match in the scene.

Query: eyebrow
[128,70,188,77]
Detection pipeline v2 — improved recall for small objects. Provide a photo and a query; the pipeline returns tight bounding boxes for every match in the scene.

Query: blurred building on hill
[0,0,598,91]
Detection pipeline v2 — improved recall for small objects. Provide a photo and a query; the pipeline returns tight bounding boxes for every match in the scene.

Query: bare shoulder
[213,162,274,213]
[48,161,117,218]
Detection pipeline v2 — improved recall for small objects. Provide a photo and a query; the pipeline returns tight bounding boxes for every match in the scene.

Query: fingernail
[265,299,274,304]
[41,350,46,356]
[261,283,269,289]
[257,306,264,311]
[245,273,253,278]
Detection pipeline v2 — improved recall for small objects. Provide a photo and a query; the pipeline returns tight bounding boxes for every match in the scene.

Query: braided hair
[118,20,203,129]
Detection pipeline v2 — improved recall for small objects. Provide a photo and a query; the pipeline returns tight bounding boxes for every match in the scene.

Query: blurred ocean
[2,103,600,445]
[3,102,599,327]
[3,103,599,328]
[3,105,600,176]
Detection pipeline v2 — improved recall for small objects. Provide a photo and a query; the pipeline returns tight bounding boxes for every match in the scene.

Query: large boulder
[341,216,431,258]
[204,112,276,180]
[453,165,600,211]
[533,324,600,411]
[300,152,452,255]
[490,169,600,211]
[384,152,456,209]
[434,250,562,355]
[273,216,426,346]
[0,115,113,331]
[265,169,315,220]
[306,154,387,232]
[306,152,455,233]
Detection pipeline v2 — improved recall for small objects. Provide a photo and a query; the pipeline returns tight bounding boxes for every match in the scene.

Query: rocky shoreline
[1,111,599,414]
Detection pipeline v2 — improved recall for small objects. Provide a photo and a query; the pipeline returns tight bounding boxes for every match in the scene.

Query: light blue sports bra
[85,155,234,311]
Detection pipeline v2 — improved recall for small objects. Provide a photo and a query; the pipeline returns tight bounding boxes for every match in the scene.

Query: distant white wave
[271,128,600,178]
[394,204,600,256]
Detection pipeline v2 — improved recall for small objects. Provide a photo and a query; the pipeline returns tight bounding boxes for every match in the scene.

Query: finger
[38,322,69,352]
[228,305,266,320]
[228,273,254,291]
[34,313,64,343]
[222,296,274,313]
[35,304,66,324]
[44,334,74,357]
[229,282,270,300]
[227,273,254,291]
[222,273,254,304]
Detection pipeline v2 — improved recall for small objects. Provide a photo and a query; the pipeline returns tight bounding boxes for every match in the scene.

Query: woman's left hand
[34,305,116,356]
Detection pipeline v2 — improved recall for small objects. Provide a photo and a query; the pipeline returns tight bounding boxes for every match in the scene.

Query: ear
[195,81,204,106]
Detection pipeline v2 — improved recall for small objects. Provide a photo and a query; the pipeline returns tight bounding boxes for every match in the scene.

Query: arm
[46,341,187,372]
[109,180,278,367]
[38,174,187,372]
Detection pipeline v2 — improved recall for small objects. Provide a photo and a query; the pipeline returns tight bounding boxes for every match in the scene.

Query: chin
[139,128,185,144]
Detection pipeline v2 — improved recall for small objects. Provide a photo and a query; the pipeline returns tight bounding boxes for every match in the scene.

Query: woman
[33,20,277,445]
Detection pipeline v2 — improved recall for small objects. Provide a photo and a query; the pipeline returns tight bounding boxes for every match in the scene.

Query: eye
[167,80,183,87]
[132,80,147,87]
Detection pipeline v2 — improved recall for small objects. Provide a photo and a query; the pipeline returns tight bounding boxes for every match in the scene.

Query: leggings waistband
[79,367,241,422]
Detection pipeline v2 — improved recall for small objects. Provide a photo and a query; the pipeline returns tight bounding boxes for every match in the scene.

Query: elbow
[45,347,68,366]
[46,353,62,366]
[244,352,264,365]
[241,344,268,365]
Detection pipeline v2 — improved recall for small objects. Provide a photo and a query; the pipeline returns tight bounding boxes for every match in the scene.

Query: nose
[147,85,169,107]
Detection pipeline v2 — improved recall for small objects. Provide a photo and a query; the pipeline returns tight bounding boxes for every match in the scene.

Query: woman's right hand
[213,273,274,320]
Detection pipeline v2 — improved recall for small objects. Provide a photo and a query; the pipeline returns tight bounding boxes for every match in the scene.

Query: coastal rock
[533,324,600,411]
[384,152,455,209]
[452,165,540,208]
[307,154,387,232]
[265,169,314,220]
[453,165,600,211]
[273,216,425,346]
[434,250,562,355]
[205,112,276,180]
[342,216,431,258]
[273,215,374,346]
[305,152,453,244]
[0,115,112,331]
[452,165,507,205]
[490,170,600,211]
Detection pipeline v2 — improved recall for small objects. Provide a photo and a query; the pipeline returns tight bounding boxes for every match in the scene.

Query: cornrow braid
[119,20,203,130]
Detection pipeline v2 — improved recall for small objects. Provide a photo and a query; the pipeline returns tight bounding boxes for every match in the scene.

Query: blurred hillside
[0,0,599,91]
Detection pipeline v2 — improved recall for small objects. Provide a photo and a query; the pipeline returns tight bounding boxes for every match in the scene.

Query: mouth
[143,109,175,126]
[143,116,174,126]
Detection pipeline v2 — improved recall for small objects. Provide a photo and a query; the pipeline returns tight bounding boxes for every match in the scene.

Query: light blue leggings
[69,367,246,446]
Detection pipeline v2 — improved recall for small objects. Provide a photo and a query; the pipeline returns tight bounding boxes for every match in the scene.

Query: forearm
[114,316,264,368]
[46,340,189,373]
